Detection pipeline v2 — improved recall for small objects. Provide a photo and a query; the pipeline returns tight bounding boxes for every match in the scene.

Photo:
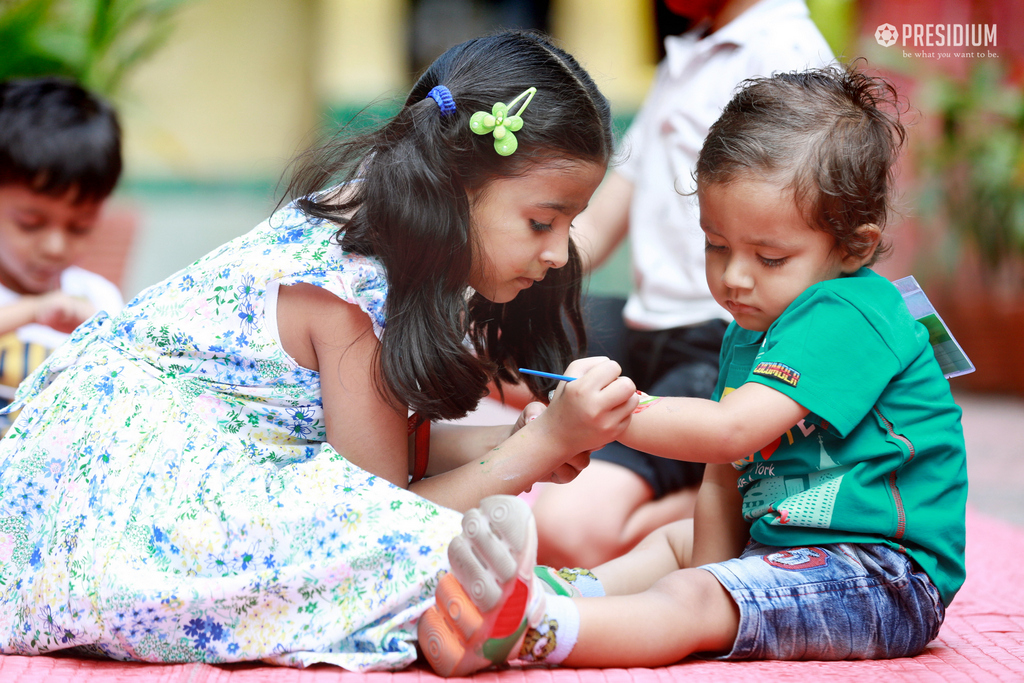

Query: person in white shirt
[0,77,124,407]
[532,0,834,568]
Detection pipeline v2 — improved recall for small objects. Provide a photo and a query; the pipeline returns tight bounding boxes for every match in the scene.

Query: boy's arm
[691,462,749,566]
[622,382,809,464]
[0,293,96,336]
[0,298,41,336]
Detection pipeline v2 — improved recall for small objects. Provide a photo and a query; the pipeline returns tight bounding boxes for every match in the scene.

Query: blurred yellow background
[120,0,659,183]
[105,0,864,294]
[102,0,669,300]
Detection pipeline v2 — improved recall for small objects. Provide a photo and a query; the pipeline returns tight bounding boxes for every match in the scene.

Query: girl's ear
[841,223,882,272]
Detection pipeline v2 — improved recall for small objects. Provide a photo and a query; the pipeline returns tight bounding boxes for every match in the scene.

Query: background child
[532,0,834,569]
[0,31,637,671]
[419,65,967,675]
[0,77,124,407]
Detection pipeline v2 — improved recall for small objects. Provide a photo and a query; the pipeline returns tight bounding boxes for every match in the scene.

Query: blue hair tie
[426,85,456,117]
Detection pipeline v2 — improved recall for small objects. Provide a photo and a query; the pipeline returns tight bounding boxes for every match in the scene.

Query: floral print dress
[0,201,464,671]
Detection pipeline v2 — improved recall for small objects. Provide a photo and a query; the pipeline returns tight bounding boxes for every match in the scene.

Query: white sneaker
[418,495,546,677]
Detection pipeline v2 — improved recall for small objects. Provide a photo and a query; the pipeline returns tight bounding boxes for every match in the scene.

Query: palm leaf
[0,0,190,97]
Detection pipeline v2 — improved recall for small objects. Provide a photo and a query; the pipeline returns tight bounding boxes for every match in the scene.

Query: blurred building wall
[120,0,657,185]
[122,0,317,182]
[113,0,662,296]
[112,0,853,299]
[554,0,657,113]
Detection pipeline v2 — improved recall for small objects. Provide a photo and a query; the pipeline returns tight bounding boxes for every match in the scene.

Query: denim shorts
[701,541,945,660]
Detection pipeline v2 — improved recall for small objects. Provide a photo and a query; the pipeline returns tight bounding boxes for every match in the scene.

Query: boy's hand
[509,401,546,438]
[33,292,96,333]
[545,449,591,485]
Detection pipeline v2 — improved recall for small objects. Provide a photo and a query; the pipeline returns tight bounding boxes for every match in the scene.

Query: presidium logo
[874,22,997,48]
[875,23,898,47]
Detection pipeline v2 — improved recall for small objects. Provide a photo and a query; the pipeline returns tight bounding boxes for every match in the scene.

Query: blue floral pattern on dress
[0,201,462,671]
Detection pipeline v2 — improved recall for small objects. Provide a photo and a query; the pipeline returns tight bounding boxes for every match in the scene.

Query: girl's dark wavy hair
[286,30,613,421]
[0,77,122,203]
[695,64,906,264]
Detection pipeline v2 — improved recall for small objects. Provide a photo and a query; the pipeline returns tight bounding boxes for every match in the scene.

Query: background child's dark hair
[286,30,614,421]
[695,64,906,264]
[0,77,122,203]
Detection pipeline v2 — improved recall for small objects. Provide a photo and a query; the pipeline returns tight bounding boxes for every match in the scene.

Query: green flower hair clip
[469,87,537,156]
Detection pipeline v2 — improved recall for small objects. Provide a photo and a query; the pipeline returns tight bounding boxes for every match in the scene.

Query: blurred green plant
[915,61,1024,274]
[806,0,856,59]
[0,0,190,98]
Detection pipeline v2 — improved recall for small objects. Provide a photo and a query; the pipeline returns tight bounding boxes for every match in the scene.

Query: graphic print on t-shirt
[722,339,849,531]
[739,429,851,529]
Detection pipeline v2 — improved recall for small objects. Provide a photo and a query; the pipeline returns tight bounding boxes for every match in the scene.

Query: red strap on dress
[407,413,430,483]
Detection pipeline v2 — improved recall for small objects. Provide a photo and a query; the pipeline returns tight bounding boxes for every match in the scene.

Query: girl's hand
[536,356,638,457]
[509,403,593,486]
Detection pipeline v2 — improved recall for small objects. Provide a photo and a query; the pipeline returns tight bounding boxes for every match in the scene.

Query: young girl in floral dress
[0,30,637,671]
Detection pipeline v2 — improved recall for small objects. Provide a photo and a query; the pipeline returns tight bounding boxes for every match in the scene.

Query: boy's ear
[841,223,882,271]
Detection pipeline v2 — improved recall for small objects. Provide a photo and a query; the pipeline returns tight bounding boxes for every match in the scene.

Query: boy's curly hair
[695,64,906,264]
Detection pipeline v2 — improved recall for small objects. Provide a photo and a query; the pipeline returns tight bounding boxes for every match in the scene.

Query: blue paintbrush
[518,368,577,382]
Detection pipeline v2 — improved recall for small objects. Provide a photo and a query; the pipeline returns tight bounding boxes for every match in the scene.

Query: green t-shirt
[712,268,967,606]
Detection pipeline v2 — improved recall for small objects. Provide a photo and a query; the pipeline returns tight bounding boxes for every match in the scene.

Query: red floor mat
[3,507,1022,682]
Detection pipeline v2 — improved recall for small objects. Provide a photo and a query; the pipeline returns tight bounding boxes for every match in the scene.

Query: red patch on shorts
[763,547,830,571]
